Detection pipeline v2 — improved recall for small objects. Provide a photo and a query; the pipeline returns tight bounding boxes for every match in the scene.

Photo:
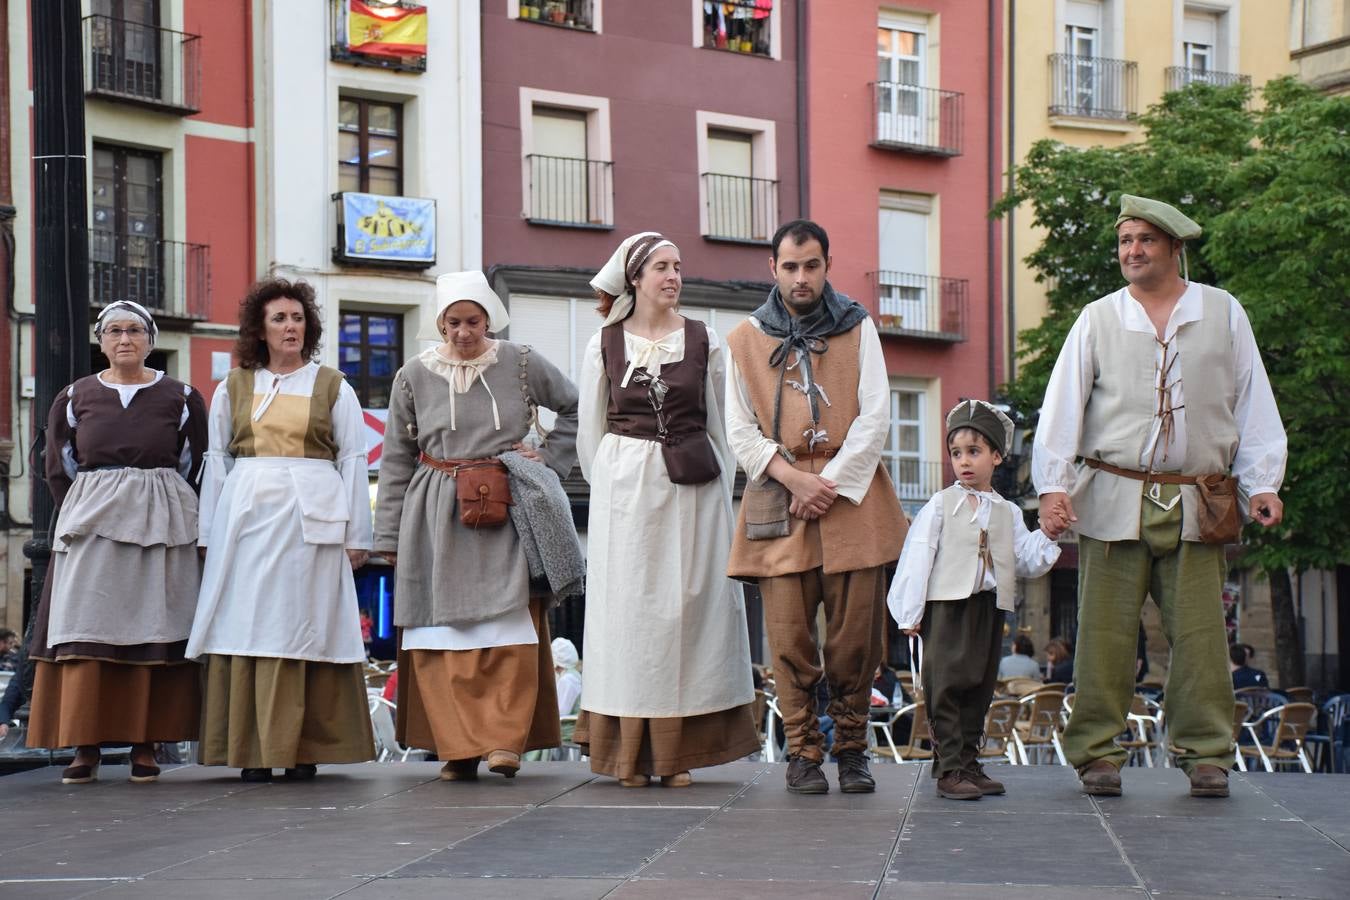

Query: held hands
[1038,491,1076,539]
[381,551,397,566]
[786,469,838,521]
[347,549,369,570]
[1249,492,1283,527]
[902,626,921,637]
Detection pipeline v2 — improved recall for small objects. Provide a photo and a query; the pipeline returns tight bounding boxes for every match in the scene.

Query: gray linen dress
[374,342,579,628]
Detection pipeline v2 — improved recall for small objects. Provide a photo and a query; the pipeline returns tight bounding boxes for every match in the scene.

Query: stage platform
[1,761,1347,899]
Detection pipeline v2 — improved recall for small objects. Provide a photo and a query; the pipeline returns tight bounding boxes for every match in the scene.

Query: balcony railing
[1048,54,1138,120]
[870,82,963,156]
[517,0,595,31]
[1165,66,1251,92]
[702,173,778,244]
[870,271,968,342]
[82,15,200,114]
[88,230,210,321]
[525,155,614,228]
[885,459,946,504]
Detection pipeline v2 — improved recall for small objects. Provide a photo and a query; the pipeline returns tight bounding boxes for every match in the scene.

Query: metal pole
[24,0,89,621]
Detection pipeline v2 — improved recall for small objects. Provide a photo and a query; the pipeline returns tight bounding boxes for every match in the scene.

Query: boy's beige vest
[1071,285,1238,542]
[725,321,905,579]
[927,485,1016,613]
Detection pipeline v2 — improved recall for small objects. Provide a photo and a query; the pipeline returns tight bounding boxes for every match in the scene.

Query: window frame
[509,0,602,32]
[338,95,405,197]
[519,88,614,228]
[696,110,778,244]
[337,310,405,410]
[91,142,165,310]
[694,0,781,61]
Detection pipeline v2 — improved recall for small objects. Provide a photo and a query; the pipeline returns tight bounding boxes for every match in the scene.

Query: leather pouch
[1196,473,1241,544]
[743,478,791,540]
[455,460,512,529]
[661,433,721,486]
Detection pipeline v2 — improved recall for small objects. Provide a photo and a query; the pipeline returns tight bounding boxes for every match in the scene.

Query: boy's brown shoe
[1078,759,1122,796]
[936,770,982,800]
[836,749,876,793]
[962,763,1005,795]
[1188,764,1230,798]
[785,756,829,794]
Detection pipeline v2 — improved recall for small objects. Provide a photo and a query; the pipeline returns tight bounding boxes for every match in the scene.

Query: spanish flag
[347,1,428,58]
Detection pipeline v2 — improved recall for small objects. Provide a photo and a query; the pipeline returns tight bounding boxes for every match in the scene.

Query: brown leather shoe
[836,749,876,794]
[660,771,692,788]
[936,769,982,800]
[962,763,1005,796]
[1188,764,1230,798]
[439,758,480,781]
[486,750,520,778]
[785,756,829,794]
[1078,759,1122,796]
[618,774,651,788]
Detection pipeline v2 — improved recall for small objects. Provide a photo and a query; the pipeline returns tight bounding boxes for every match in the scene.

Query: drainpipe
[986,0,998,397]
[1005,0,1017,383]
[795,0,807,218]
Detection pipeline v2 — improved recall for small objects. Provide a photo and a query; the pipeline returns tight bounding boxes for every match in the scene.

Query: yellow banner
[348,1,427,55]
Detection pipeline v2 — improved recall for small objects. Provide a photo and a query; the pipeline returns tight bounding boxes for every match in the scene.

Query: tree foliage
[994,77,1350,580]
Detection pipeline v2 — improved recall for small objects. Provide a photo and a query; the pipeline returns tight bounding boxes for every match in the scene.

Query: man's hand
[381,551,397,566]
[767,455,837,520]
[1039,491,1077,536]
[347,549,370,570]
[902,626,921,637]
[1249,492,1283,527]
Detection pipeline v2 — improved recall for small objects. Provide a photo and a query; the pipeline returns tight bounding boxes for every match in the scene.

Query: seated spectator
[553,638,582,722]
[871,665,898,707]
[0,628,19,672]
[998,635,1042,680]
[1044,637,1075,684]
[381,667,399,703]
[1230,643,1269,690]
[0,639,27,742]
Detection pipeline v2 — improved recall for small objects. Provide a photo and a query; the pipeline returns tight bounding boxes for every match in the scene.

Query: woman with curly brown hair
[187,277,374,782]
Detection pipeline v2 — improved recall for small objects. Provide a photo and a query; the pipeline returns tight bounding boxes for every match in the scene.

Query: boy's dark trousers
[919,591,1004,777]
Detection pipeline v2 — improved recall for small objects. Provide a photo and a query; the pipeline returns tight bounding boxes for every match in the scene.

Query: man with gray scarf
[725,220,906,794]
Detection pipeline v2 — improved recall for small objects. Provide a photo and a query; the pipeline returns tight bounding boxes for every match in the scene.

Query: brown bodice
[601,318,709,447]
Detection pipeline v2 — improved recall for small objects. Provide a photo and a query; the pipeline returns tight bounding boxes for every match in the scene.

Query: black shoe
[129,762,161,784]
[284,764,318,781]
[240,768,272,782]
[836,749,876,794]
[785,756,829,794]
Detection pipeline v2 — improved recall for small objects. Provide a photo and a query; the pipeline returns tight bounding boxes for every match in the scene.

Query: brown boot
[784,756,829,794]
[439,758,480,781]
[962,763,1005,796]
[1078,759,1122,796]
[1188,764,1230,798]
[936,769,982,800]
[486,750,521,778]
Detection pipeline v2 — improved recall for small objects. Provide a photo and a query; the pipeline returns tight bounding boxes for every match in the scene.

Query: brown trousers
[759,565,886,762]
[920,591,1004,777]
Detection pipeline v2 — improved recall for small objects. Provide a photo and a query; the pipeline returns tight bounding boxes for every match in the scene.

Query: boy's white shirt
[886,484,1061,630]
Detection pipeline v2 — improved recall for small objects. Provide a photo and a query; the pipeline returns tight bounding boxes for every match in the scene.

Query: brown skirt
[397,599,560,760]
[574,703,761,779]
[198,655,375,769]
[27,659,200,748]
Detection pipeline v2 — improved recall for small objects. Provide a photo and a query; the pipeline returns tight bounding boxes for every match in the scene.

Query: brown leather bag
[661,432,721,486]
[1196,473,1242,545]
[420,453,512,528]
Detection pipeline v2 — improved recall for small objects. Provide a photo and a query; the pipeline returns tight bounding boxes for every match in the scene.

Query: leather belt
[1084,458,1198,486]
[418,452,505,477]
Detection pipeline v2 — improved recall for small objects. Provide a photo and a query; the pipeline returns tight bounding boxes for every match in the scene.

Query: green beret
[946,400,1014,457]
[1114,194,1201,240]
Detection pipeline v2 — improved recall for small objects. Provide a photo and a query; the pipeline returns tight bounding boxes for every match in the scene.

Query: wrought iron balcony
[525,155,614,228]
[869,82,963,156]
[88,229,210,321]
[82,15,200,114]
[1048,54,1138,120]
[885,459,947,505]
[702,173,778,244]
[1165,66,1251,91]
[869,271,968,342]
[517,0,596,31]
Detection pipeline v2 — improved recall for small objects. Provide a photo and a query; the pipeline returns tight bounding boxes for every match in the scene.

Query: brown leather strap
[1084,457,1198,485]
[418,452,506,477]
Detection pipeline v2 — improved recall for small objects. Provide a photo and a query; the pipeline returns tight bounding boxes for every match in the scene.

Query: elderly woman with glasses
[27,300,208,784]
[188,277,375,783]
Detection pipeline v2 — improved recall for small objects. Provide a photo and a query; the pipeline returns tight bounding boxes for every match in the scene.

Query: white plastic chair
[368,694,425,762]
[762,696,785,762]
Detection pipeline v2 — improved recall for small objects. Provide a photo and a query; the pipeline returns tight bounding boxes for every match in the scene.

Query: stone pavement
[1,760,1348,899]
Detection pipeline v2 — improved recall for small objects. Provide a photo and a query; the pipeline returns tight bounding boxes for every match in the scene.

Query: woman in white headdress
[374,271,581,781]
[575,232,758,787]
[27,300,207,784]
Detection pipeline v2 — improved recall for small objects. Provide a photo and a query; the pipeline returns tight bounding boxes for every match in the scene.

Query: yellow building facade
[1003,0,1294,377]
[1291,0,1350,94]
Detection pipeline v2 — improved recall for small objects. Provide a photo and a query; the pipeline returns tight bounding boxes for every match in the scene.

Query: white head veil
[589,231,677,327]
[417,270,510,341]
[95,300,158,346]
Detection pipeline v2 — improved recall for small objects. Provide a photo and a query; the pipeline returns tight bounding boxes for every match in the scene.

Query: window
[89,0,161,99]
[1183,10,1217,76]
[877,192,931,329]
[883,388,927,502]
[701,1,775,57]
[521,90,614,227]
[1051,0,1135,119]
[514,0,597,31]
[338,312,403,409]
[697,112,778,243]
[91,143,163,310]
[338,97,403,196]
[875,23,924,146]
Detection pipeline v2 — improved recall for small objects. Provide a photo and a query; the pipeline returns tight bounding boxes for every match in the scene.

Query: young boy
[887,400,1062,800]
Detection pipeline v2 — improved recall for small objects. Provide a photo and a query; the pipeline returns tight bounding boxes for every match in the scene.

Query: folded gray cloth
[500,451,585,604]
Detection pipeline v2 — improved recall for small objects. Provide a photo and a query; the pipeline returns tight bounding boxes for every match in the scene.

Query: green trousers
[920,591,1004,777]
[1062,484,1234,774]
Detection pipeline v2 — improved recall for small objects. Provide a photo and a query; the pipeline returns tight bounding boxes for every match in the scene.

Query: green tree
[995,78,1350,688]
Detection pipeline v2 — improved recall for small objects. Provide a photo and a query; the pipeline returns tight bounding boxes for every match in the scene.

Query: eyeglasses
[103,326,148,339]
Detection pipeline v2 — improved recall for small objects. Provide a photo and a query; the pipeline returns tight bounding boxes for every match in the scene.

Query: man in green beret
[1032,194,1287,798]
